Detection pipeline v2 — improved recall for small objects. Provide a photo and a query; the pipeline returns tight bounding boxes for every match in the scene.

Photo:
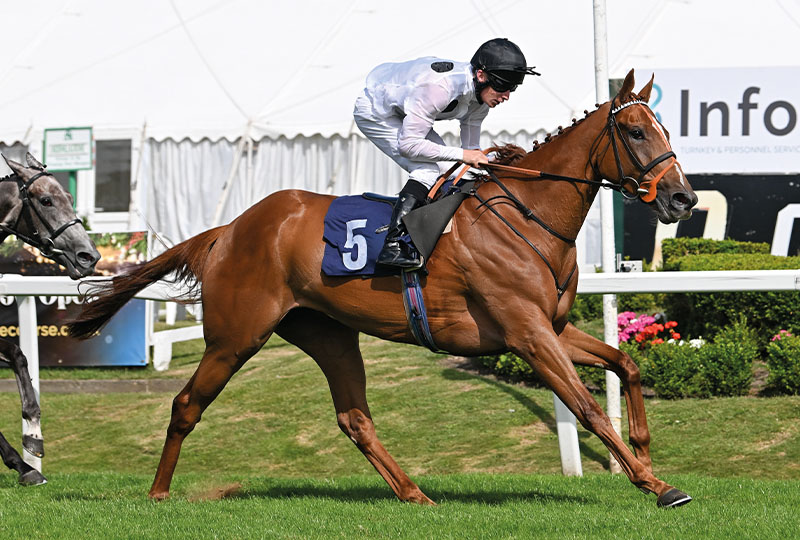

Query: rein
[479,99,676,200]
[0,171,82,257]
[448,98,675,298]
[471,169,578,298]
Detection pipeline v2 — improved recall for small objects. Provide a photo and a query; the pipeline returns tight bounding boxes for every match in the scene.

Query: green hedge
[661,254,800,340]
[660,237,769,270]
[480,317,758,399]
[766,334,800,394]
[622,317,757,399]
[660,243,800,341]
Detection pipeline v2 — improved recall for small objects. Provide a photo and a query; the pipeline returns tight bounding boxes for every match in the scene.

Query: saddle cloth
[322,195,395,276]
[321,181,475,277]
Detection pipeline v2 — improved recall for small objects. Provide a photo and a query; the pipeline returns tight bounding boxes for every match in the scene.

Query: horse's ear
[637,74,655,103]
[617,69,636,102]
[2,154,25,176]
[25,152,45,170]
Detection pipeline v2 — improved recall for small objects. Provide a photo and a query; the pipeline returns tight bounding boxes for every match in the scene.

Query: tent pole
[127,121,147,230]
[211,135,247,228]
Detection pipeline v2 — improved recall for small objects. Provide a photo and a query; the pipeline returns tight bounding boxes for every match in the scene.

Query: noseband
[0,171,83,257]
[602,99,676,202]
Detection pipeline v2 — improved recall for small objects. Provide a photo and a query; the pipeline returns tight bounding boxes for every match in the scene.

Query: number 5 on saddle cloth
[321,180,474,277]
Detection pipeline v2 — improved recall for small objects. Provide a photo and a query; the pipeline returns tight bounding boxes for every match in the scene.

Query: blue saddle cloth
[322,194,396,276]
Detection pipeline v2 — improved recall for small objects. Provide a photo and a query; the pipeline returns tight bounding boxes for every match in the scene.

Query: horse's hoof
[19,469,47,486]
[149,490,170,501]
[402,488,436,505]
[23,435,44,458]
[657,487,692,508]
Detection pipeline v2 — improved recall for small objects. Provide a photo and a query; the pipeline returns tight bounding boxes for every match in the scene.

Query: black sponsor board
[622,174,800,261]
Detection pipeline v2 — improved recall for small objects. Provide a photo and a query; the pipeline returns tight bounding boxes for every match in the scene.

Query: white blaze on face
[642,107,690,190]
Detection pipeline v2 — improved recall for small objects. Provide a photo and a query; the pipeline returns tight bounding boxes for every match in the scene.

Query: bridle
[0,170,83,257]
[597,98,677,202]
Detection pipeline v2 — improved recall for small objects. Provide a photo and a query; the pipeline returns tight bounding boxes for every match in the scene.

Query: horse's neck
[0,181,20,226]
[509,112,607,240]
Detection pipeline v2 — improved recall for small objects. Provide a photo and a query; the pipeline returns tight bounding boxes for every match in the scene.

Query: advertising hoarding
[648,67,800,174]
[0,232,147,367]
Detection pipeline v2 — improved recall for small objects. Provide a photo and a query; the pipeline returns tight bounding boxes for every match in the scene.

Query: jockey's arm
[397,82,465,163]
[460,107,490,168]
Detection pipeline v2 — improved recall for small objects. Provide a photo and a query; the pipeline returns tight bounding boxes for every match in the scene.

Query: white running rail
[2,270,799,474]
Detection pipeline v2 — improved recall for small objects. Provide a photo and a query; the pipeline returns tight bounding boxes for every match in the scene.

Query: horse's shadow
[43,482,592,506]
[230,484,592,506]
[439,364,610,467]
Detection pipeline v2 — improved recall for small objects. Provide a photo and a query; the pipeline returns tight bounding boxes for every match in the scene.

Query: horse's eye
[40,197,53,207]
[630,128,645,140]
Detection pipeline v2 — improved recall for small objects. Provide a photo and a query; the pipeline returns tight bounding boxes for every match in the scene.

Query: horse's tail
[68,227,226,339]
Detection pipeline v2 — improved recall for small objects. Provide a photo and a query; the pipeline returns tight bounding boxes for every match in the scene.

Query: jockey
[353,38,539,269]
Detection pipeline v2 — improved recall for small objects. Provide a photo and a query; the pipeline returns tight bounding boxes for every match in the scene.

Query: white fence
[2,270,799,473]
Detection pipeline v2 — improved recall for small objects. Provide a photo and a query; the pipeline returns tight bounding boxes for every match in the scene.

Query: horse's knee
[616,351,641,385]
[336,409,375,446]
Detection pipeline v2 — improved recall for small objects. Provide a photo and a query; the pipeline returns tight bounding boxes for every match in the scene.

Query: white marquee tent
[2,0,800,260]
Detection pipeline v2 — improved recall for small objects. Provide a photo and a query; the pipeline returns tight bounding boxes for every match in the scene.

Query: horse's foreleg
[510,324,690,507]
[149,341,259,500]
[0,430,45,485]
[0,340,43,458]
[559,323,652,470]
[276,308,434,505]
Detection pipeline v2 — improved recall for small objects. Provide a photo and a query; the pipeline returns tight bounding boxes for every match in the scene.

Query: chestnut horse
[69,70,697,507]
[0,153,100,485]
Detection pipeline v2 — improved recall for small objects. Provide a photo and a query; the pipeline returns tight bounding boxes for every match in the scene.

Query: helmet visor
[486,70,525,93]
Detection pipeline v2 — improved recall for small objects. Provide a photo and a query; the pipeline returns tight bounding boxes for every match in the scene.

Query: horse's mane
[486,103,607,166]
[488,144,527,166]
[495,91,642,158]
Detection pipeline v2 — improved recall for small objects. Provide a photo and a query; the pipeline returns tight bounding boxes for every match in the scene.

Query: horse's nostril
[78,251,100,267]
[671,191,695,209]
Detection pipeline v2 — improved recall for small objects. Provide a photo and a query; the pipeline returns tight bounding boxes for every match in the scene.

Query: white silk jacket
[362,57,489,162]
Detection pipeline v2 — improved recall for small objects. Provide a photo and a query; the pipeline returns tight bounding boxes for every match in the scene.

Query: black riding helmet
[471,38,540,100]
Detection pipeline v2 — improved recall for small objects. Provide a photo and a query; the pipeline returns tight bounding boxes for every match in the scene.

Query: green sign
[43,127,93,171]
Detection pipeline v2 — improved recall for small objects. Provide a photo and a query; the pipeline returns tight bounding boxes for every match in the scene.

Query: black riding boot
[377,182,426,268]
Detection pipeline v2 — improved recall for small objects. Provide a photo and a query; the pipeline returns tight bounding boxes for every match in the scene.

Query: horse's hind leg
[276,308,434,504]
[559,323,653,470]
[149,333,269,500]
[0,339,43,458]
[0,431,46,485]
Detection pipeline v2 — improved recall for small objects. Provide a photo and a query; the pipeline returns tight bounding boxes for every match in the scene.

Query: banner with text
[0,232,148,367]
[648,66,800,174]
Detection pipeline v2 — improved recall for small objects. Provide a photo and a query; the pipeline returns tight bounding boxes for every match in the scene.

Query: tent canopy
[2,0,799,143]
